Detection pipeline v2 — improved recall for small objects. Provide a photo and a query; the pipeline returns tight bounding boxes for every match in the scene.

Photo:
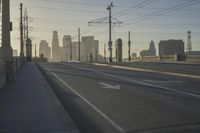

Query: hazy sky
[6,0,200,57]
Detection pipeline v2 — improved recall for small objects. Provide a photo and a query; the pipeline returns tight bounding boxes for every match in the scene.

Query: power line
[23,0,142,8]
[113,0,159,18]
[125,0,200,25]
[11,4,106,14]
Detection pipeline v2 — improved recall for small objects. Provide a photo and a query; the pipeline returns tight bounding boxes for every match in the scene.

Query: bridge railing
[132,54,200,62]
[0,60,6,88]
[142,56,159,61]
[186,55,200,62]
[0,57,23,88]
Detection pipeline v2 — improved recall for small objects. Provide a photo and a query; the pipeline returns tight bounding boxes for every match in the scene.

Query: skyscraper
[140,40,156,56]
[62,35,72,61]
[149,40,156,55]
[93,40,99,62]
[81,36,99,61]
[52,31,61,62]
[39,40,51,60]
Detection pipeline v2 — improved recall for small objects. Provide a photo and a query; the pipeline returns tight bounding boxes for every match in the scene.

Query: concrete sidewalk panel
[0,63,80,133]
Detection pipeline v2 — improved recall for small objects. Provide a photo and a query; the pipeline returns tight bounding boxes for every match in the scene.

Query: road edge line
[45,67,126,133]
[92,63,200,80]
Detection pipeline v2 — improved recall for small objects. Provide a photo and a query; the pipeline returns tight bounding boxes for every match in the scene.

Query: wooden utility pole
[78,27,80,61]
[20,3,24,63]
[128,31,131,61]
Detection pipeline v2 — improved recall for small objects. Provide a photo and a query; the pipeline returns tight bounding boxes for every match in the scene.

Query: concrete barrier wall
[142,56,159,61]
[160,55,176,61]
[0,57,22,89]
[132,55,200,62]
[0,61,6,88]
[133,55,177,62]
[186,55,200,62]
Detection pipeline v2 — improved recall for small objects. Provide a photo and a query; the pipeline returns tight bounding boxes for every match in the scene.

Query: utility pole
[19,3,24,64]
[0,0,14,81]
[24,8,32,62]
[128,31,131,61]
[78,27,80,62]
[88,2,122,62]
[24,8,28,40]
[104,43,106,62]
[107,2,113,62]
[70,40,72,61]
[187,31,192,55]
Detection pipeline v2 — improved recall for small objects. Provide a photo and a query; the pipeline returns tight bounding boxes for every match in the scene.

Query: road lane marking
[93,63,200,80]
[144,80,186,84]
[44,67,126,133]
[99,82,120,90]
[60,63,200,99]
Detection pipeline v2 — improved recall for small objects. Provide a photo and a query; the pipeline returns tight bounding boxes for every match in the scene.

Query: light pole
[128,31,131,61]
[20,3,24,64]
[0,0,14,81]
[78,27,80,61]
[107,2,113,63]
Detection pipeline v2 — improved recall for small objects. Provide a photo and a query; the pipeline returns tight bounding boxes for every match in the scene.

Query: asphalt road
[39,62,200,133]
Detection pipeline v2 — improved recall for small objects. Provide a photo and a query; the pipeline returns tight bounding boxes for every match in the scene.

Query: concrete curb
[92,63,200,80]
[37,64,81,133]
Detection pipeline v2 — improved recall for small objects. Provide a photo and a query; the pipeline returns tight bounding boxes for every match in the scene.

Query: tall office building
[62,35,72,61]
[63,35,71,48]
[39,40,51,60]
[13,49,18,57]
[52,31,61,61]
[159,40,184,55]
[71,42,78,61]
[149,40,156,55]
[25,38,32,62]
[140,40,156,56]
[93,40,99,62]
[81,36,99,61]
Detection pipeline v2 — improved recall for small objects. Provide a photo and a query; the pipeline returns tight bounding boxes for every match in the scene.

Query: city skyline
[6,0,200,57]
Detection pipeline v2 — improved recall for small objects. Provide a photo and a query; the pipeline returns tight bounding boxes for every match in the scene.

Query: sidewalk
[0,63,80,133]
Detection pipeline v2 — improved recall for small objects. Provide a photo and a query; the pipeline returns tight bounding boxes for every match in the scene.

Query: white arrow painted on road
[99,82,120,90]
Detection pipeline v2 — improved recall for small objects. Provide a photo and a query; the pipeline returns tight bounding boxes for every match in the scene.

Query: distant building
[93,40,99,62]
[13,49,18,57]
[62,35,73,61]
[132,53,137,57]
[81,36,99,62]
[71,42,78,61]
[39,40,51,60]
[115,38,123,62]
[26,38,32,62]
[159,40,184,55]
[52,31,61,62]
[63,35,71,48]
[140,40,156,56]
